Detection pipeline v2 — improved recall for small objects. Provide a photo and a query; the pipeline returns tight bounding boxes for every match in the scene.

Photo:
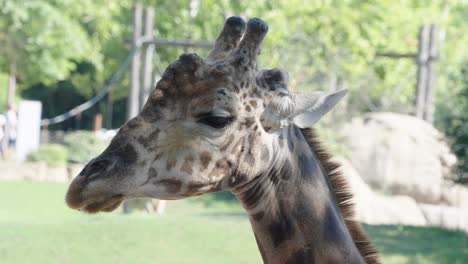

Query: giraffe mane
[300,128,381,264]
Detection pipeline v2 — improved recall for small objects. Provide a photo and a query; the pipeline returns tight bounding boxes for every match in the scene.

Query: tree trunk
[423,24,438,124]
[140,7,155,108]
[7,62,16,107]
[415,25,429,119]
[127,3,142,121]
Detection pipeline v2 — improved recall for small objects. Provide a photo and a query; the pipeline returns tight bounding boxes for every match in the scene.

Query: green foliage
[1,0,467,131]
[0,0,99,86]
[63,131,109,164]
[435,60,468,184]
[26,143,68,166]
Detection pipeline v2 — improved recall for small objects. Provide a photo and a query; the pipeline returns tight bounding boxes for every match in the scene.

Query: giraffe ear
[260,89,347,132]
[291,89,348,128]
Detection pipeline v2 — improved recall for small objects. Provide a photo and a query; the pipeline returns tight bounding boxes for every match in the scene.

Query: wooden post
[94,113,103,131]
[423,24,438,124]
[75,112,82,130]
[106,87,113,129]
[140,7,155,109]
[127,3,142,121]
[415,25,429,119]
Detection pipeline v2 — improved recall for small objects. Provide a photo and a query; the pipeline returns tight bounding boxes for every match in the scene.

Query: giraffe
[66,17,380,263]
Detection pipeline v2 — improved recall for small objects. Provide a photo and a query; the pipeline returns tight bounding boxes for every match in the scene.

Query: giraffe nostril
[81,158,111,180]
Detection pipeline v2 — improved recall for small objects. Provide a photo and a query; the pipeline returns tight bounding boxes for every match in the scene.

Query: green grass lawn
[0,181,466,264]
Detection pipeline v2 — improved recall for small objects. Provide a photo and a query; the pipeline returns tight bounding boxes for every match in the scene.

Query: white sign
[16,100,42,161]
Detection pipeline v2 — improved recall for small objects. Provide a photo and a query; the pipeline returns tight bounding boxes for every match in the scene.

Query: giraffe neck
[233,126,365,264]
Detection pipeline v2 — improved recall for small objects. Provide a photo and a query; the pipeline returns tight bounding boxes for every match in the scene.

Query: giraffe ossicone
[66,16,379,264]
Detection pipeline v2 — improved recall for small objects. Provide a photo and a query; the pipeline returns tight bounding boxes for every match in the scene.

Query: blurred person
[6,104,17,150]
[0,113,5,159]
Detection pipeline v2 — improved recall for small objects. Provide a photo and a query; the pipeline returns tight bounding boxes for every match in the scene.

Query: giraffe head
[66,17,347,213]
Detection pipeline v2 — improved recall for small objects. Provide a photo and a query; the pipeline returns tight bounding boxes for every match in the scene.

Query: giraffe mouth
[66,189,124,214]
[65,174,125,214]
[72,195,124,214]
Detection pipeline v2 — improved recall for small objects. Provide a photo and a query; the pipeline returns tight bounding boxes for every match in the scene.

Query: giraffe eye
[198,115,233,129]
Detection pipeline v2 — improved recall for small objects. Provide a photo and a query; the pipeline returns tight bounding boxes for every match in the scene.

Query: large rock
[419,204,467,232]
[339,158,427,226]
[441,184,468,208]
[342,112,457,204]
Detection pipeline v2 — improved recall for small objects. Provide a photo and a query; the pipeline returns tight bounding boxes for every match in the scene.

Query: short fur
[301,128,381,264]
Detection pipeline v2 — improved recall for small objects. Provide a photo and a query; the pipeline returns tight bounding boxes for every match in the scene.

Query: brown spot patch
[154,152,163,161]
[269,206,296,247]
[137,129,160,146]
[243,117,255,128]
[250,100,257,107]
[245,105,252,112]
[156,178,182,193]
[166,156,177,170]
[233,84,241,93]
[119,144,138,164]
[251,211,265,222]
[149,167,158,178]
[200,151,212,170]
[151,88,164,99]
[208,159,232,179]
[181,155,194,174]
[126,118,141,129]
[298,153,318,182]
[142,167,159,185]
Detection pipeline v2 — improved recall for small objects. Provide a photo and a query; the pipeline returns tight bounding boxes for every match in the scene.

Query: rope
[40,46,137,126]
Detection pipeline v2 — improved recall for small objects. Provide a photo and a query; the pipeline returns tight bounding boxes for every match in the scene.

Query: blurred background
[0,0,467,263]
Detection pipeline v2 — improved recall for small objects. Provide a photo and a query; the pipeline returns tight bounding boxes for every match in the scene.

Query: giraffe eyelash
[198,115,234,129]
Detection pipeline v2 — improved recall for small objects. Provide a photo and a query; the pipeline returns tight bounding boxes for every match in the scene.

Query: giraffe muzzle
[65,156,125,213]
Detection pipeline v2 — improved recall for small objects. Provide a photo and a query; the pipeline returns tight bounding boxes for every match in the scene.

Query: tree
[0,1,98,87]
[435,61,468,184]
